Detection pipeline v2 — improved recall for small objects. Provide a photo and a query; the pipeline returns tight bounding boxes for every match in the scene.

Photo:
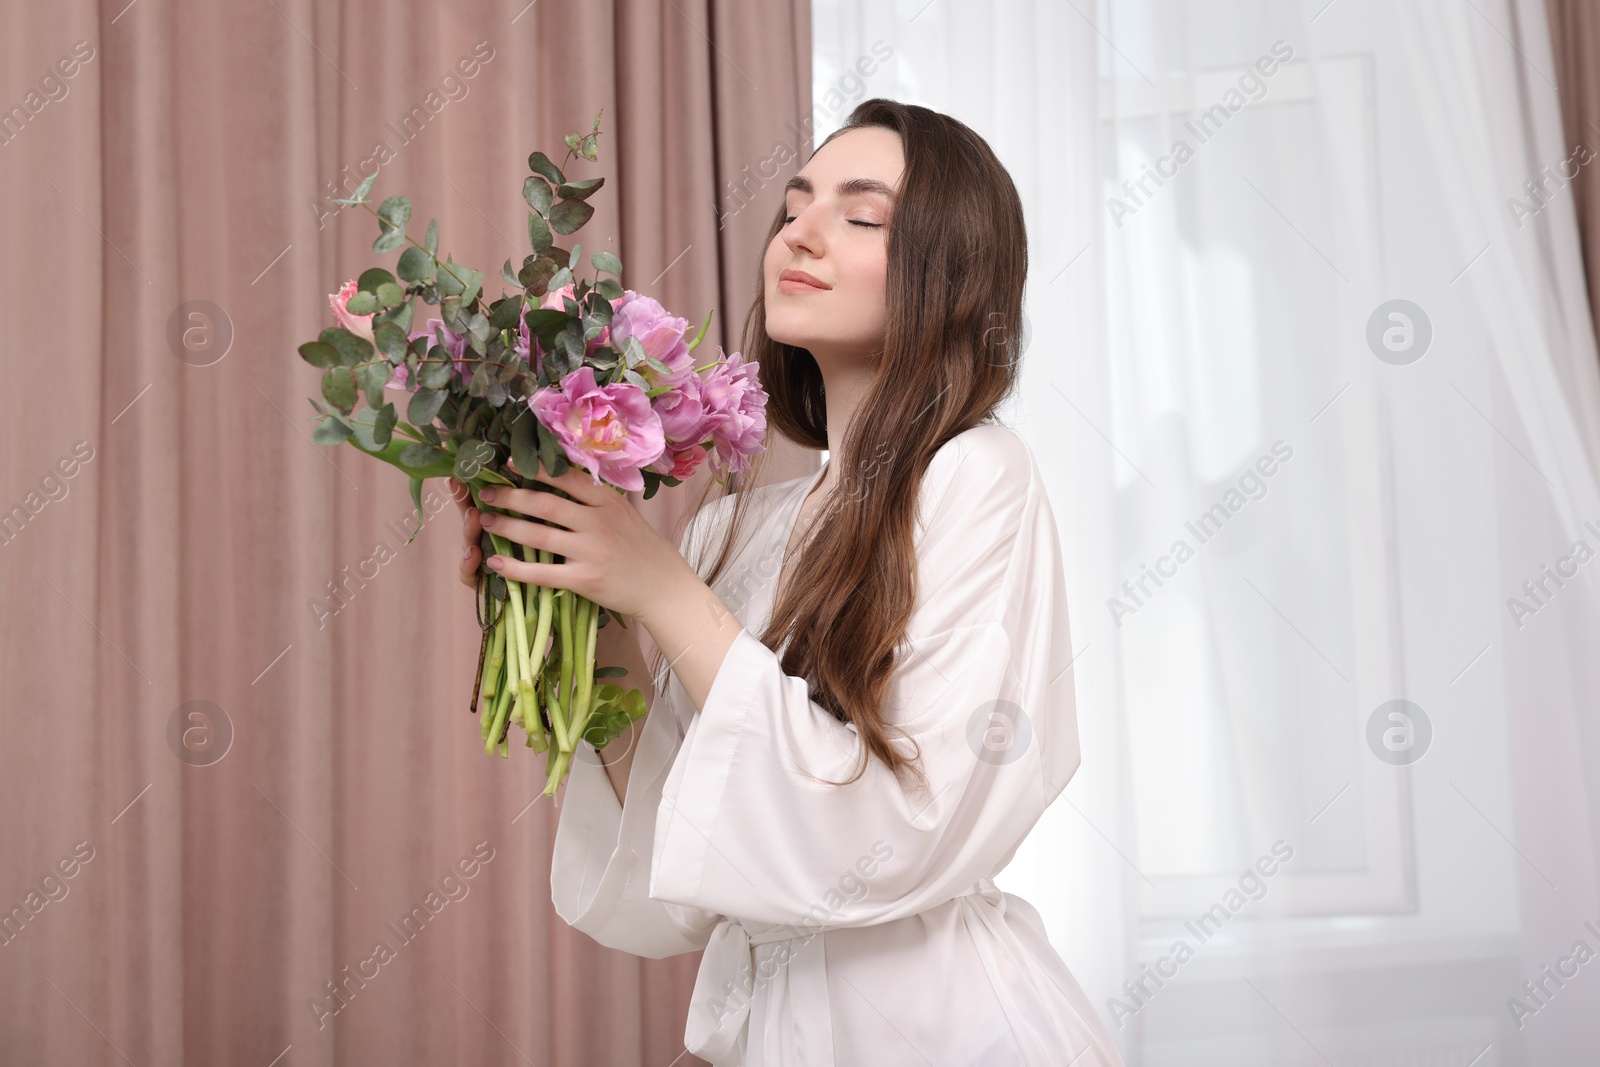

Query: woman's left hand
[474,461,693,623]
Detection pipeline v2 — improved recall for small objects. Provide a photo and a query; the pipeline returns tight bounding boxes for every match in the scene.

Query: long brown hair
[656,98,1028,794]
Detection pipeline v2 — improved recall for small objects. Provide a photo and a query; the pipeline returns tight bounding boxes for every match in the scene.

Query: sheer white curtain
[814,0,1600,1062]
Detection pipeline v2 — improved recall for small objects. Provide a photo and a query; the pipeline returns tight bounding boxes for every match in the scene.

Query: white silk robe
[551,424,1125,1067]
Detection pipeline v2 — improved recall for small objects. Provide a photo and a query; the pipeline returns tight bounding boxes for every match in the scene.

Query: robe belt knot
[684,877,1002,1065]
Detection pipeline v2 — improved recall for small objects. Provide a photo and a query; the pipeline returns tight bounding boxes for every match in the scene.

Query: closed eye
[782,216,883,228]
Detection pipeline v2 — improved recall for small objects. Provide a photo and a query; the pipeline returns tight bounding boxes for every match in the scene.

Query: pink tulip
[528,366,666,492]
[698,349,767,476]
[609,291,696,393]
[646,376,714,478]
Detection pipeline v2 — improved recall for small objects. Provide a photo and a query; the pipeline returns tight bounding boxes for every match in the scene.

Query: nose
[781,202,825,258]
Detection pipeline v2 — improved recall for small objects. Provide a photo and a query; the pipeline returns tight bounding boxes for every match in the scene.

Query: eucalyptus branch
[355,200,490,319]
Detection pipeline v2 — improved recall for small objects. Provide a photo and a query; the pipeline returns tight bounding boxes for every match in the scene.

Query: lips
[779,269,830,291]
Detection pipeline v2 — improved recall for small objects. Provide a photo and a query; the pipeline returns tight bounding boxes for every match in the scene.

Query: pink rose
[329,279,375,344]
[528,366,666,492]
[698,348,767,476]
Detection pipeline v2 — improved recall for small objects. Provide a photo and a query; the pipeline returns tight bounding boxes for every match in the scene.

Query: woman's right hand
[450,478,482,590]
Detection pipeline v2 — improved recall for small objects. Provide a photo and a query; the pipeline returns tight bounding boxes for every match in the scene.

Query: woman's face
[763,126,903,366]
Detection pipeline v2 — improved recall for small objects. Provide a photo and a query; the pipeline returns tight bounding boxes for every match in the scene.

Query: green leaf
[332,169,378,206]
[595,277,624,301]
[299,341,341,368]
[518,255,558,292]
[345,290,379,315]
[358,267,396,293]
[489,295,525,330]
[376,282,406,308]
[408,386,447,426]
[420,344,455,389]
[405,476,425,544]
[312,416,353,445]
[439,295,463,331]
[621,335,647,368]
[371,402,397,449]
[342,432,455,480]
[501,258,520,287]
[399,442,452,468]
[373,321,409,362]
[593,666,628,679]
[425,218,439,255]
[321,327,374,368]
[549,199,594,235]
[436,260,483,304]
[557,177,604,201]
[548,266,574,291]
[467,311,491,353]
[416,343,454,390]
[523,175,553,215]
[378,195,412,229]
[372,226,406,254]
[379,299,414,334]
[527,212,552,254]
[321,366,358,411]
[348,406,383,450]
[397,245,436,282]
[524,307,568,335]
[568,243,583,270]
[592,250,623,276]
[359,359,390,407]
[538,422,562,477]
[509,406,540,479]
[453,438,497,482]
[686,308,713,351]
[528,151,565,188]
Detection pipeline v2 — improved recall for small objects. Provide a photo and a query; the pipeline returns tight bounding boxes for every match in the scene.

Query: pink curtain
[0,1,813,1063]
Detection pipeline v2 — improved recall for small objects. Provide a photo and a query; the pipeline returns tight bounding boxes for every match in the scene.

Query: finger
[527,459,612,506]
[448,477,473,516]
[460,504,482,588]
[485,550,575,588]
[479,483,587,529]
[478,511,580,557]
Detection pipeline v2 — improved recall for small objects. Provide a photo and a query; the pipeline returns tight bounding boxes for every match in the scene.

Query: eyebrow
[783,175,897,202]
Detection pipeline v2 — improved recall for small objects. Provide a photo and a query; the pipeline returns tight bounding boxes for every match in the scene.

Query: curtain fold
[1544,0,1600,420]
[0,2,810,1064]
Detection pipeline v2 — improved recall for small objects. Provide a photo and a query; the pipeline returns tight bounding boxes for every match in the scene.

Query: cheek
[762,237,785,282]
[841,253,888,318]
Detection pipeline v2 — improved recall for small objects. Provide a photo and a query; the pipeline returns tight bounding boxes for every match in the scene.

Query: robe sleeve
[649,426,1085,928]
[548,503,729,958]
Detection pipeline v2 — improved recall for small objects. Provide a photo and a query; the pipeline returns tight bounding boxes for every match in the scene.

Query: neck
[808,347,877,492]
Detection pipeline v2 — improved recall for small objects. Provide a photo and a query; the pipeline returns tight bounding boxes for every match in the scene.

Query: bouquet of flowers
[298,112,767,794]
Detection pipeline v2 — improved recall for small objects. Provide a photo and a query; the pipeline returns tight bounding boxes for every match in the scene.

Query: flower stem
[481,618,505,706]
[568,597,600,750]
[553,589,575,752]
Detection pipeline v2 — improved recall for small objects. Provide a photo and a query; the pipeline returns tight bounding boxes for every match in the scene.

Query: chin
[764,307,817,348]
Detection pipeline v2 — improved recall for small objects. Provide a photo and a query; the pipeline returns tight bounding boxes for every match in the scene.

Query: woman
[452,99,1124,1067]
